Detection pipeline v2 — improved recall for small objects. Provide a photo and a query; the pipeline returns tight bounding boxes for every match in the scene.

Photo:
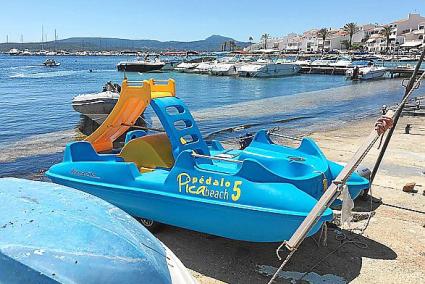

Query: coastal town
[246,13,425,55]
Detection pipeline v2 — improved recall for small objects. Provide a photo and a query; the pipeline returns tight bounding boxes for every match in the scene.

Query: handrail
[150,79,171,84]
[267,132,303,141]
[191,152,243,164]
[126,80,146,85]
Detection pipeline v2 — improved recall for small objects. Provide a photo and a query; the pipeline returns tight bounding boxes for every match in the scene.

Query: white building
[400,22,425,49]
[365,34,387,53]
[352,24,383,44]
[390,13,425,45]
[244,13,425,54]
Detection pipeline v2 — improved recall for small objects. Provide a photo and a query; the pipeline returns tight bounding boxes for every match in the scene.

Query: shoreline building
[245,13,425,53]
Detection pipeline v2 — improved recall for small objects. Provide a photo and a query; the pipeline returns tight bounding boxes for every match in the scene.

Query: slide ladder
[150,95,210,161]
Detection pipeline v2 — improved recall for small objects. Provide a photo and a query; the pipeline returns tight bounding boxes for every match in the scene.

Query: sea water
[0,54,423,178]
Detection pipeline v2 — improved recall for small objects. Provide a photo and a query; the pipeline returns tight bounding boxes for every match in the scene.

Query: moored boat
[46,79,369,242]
[346,65,388,80]
[72,81,121,124]
[238,59,301,78]
[117,55,165,72]
[209,57,241,76]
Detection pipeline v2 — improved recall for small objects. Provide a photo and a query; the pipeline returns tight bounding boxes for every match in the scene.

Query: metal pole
[269,69,425,283]
[370,47,425,183]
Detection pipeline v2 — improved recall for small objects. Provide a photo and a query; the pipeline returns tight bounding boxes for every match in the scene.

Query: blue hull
[46,81,369,243]
[0,178,195,284]
[47,171,331,242]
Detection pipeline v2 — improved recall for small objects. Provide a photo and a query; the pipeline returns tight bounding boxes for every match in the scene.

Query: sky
[1,0,425,43]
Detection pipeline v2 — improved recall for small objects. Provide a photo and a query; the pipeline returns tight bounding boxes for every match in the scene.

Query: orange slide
[85,79,175,152]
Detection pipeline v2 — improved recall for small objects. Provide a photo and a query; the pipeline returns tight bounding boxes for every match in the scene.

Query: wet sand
[156,115,425,284]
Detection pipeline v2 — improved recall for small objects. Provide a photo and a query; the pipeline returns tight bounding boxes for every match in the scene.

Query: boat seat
[119,133,174,173]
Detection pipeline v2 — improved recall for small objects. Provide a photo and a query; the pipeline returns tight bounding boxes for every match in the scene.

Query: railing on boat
[191,152,243,164]
[267,132,303,141]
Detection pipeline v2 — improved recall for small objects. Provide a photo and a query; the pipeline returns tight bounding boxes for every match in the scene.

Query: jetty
[299,64,424,77]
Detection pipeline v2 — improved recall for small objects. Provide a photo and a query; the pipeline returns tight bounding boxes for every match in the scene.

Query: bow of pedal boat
[0,178,195,284]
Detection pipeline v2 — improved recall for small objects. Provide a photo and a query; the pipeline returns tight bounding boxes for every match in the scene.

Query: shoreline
[158,114,425,284]
[0,105,423,283]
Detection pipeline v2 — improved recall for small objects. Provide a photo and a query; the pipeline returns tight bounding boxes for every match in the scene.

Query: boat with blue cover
[0,178,195,284]
[46,79,369,242]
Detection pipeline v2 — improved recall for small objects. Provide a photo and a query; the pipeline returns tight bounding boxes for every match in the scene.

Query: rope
[267,249,297,284]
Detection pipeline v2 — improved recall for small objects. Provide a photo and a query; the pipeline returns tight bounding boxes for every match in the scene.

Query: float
[46,79,369,242]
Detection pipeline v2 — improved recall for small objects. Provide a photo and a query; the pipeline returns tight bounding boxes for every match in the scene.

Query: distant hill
[0,35,250,52]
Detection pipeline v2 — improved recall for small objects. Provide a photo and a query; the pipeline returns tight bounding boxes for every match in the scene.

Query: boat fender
[356,165,371,181]
[338,163,371,181]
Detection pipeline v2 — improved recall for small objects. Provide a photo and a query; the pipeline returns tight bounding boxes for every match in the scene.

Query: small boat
[0,178,195,284]
[174,56,216,73]
[46,79,369,243]
[238,59,301,78]
[43,58,60,67]
[21,49,32,56]
[8,48,20,56]
[161,57,183,71]
[209,57,241,76]
[346,65,388,80]
[329,56,352,68]
[193,61,215,74]
[310,56,338,67]
[174,61,199,72]
[117,55,165,72]
[72,82,121,124]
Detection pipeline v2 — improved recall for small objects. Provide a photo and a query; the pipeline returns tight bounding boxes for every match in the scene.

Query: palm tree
[249,36,253,43]
[343,22,358,49]
[261,33,270,49]
[341,39,350,50]
[381,26,393,53]
[317,28,330,54]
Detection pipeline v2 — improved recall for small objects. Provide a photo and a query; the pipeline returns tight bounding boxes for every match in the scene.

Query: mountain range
[0,35,250,52]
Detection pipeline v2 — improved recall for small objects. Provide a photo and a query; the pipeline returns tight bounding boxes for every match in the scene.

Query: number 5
[232,181,242,201]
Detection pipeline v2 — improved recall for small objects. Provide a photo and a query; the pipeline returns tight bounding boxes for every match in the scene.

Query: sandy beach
[155,115,425,284]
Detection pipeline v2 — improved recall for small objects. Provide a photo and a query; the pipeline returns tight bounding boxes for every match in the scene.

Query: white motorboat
[21,49,32,56]
[174,61,199,72]
[210,57,241,76]
[117,55,165,72]
[293,59,311,66]
[310,58,337,66]
[329,56,352,68]
[8,48,20,56]
[43,58,60,67]
[72,82,121,123]
[237,59,301,78]
[193,61,215,74]
[346,66,388,80]
[174,56,215,73]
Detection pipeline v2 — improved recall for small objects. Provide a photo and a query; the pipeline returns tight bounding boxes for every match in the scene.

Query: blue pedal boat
[46,79,369,242]
[0,178,195,284]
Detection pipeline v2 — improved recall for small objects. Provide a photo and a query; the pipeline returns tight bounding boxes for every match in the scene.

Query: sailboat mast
[41,25,44,50]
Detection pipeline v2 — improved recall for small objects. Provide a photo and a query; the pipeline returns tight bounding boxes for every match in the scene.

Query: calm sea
[0,54,423,178]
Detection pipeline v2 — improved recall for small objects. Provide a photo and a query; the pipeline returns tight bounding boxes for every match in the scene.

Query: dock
[299,66,349,75]
[299,65,425,78]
